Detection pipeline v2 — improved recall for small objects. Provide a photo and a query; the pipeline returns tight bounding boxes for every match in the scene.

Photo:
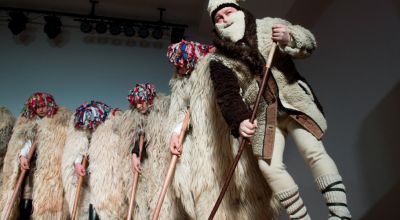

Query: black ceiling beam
[0,6,188,29]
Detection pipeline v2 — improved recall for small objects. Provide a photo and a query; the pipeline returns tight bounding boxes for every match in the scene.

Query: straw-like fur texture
[128,94,184,220]
[62,116,91,220]
[88,111,132,219]
[168,54,278,219]
[63,111,131,220]
[113,95,182,219]
[0,107,15,184]
[113,107,146,219]
[0,107,71,220]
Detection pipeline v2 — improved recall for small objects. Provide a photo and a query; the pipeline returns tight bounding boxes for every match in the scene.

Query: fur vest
[210,10,327,156]
[0,107,15,184]
[167,54,278,219]
[0,107,71,220]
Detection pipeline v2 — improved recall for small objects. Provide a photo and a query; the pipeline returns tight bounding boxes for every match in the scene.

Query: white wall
[0,17,178,115]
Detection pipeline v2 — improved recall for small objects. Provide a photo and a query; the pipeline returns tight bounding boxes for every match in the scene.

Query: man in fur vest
[119,83,181,220]
[167,40,278,219]
[62,101,124,220]
[0,107,15,184]
[207,0,351,219]
[0,92,70,220]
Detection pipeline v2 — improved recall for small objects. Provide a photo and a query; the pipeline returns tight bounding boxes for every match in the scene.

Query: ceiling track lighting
[1,4,187,42]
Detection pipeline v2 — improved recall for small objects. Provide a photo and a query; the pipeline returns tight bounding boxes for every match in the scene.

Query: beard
[215,10,246,42]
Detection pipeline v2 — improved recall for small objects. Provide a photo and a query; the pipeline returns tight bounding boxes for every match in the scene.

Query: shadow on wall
[82,35,166,49]
[10,25,70,47]
[393,0,400,16]
[285,0,334,28]
[360,182,400,220]
[357,81,400,219]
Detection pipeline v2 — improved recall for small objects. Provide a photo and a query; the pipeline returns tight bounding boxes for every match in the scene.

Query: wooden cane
[71,138,91,220]
[126,133,145,220]
[151,109,191,220]
[208,42,277,220]
[1,141,37,220]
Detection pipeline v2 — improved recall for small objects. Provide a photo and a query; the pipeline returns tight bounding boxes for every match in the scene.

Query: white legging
[258,114,339,193]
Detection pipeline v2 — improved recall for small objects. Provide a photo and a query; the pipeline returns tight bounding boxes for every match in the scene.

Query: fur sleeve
[270,17,317,58]
[167,76,190,138]
[210,60,250,137]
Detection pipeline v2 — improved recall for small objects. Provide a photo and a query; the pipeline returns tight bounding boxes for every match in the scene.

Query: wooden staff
[71,138,91,220]
[126,133,145,220]
[151,108,191,220]
[1,141,37,220]
[208,42,278,220]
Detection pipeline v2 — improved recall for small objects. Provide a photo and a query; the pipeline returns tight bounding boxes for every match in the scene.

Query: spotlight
[8,12,28,35]
[123,25,135,37]
[170,27,185,43]
[44,16,62,39]
[138,26,149,39]
[80,20,92,33]
[95,21,107,34]
[151,27,163,40]
[109,23,121,35]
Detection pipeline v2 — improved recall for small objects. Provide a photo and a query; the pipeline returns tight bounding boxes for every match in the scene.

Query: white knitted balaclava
[207,0,242,18]
[208,0,246,42]
[215,10,245,42]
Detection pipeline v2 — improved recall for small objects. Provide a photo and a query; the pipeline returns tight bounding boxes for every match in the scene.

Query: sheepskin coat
[0,107,71,220]
[62,111,130,220]
[167,54,278,220]
[210,9,326,157]
[115,95,182,220]
[0,107,15,184]
[62,116,91,220]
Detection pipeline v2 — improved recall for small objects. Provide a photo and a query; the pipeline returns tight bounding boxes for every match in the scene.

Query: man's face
[136,102,148,114]
[214,7,238,25]
[35,105,48,118]
[213,7,245,42]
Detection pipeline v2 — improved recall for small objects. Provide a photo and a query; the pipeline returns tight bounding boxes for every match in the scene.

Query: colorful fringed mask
[74,101,112,130]
[167,40,214,75]
[21,92,58,119]
[127,83,156,107]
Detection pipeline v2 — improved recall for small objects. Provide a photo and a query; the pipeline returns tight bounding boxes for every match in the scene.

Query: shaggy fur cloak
[62,111,131,219]
[167,54,278,219]
[62,116,90,220]
[0,107,71,220]
[111,104,145,219]
[114,94,182,219]
[0,107,15,184]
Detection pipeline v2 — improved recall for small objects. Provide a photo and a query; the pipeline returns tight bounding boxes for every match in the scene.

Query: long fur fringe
[129,94,185,220]
[168,54,279,219]
[0,107,15,185]
[62,116,91,220]
[88,111,132,219]
[0,107,71,220]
